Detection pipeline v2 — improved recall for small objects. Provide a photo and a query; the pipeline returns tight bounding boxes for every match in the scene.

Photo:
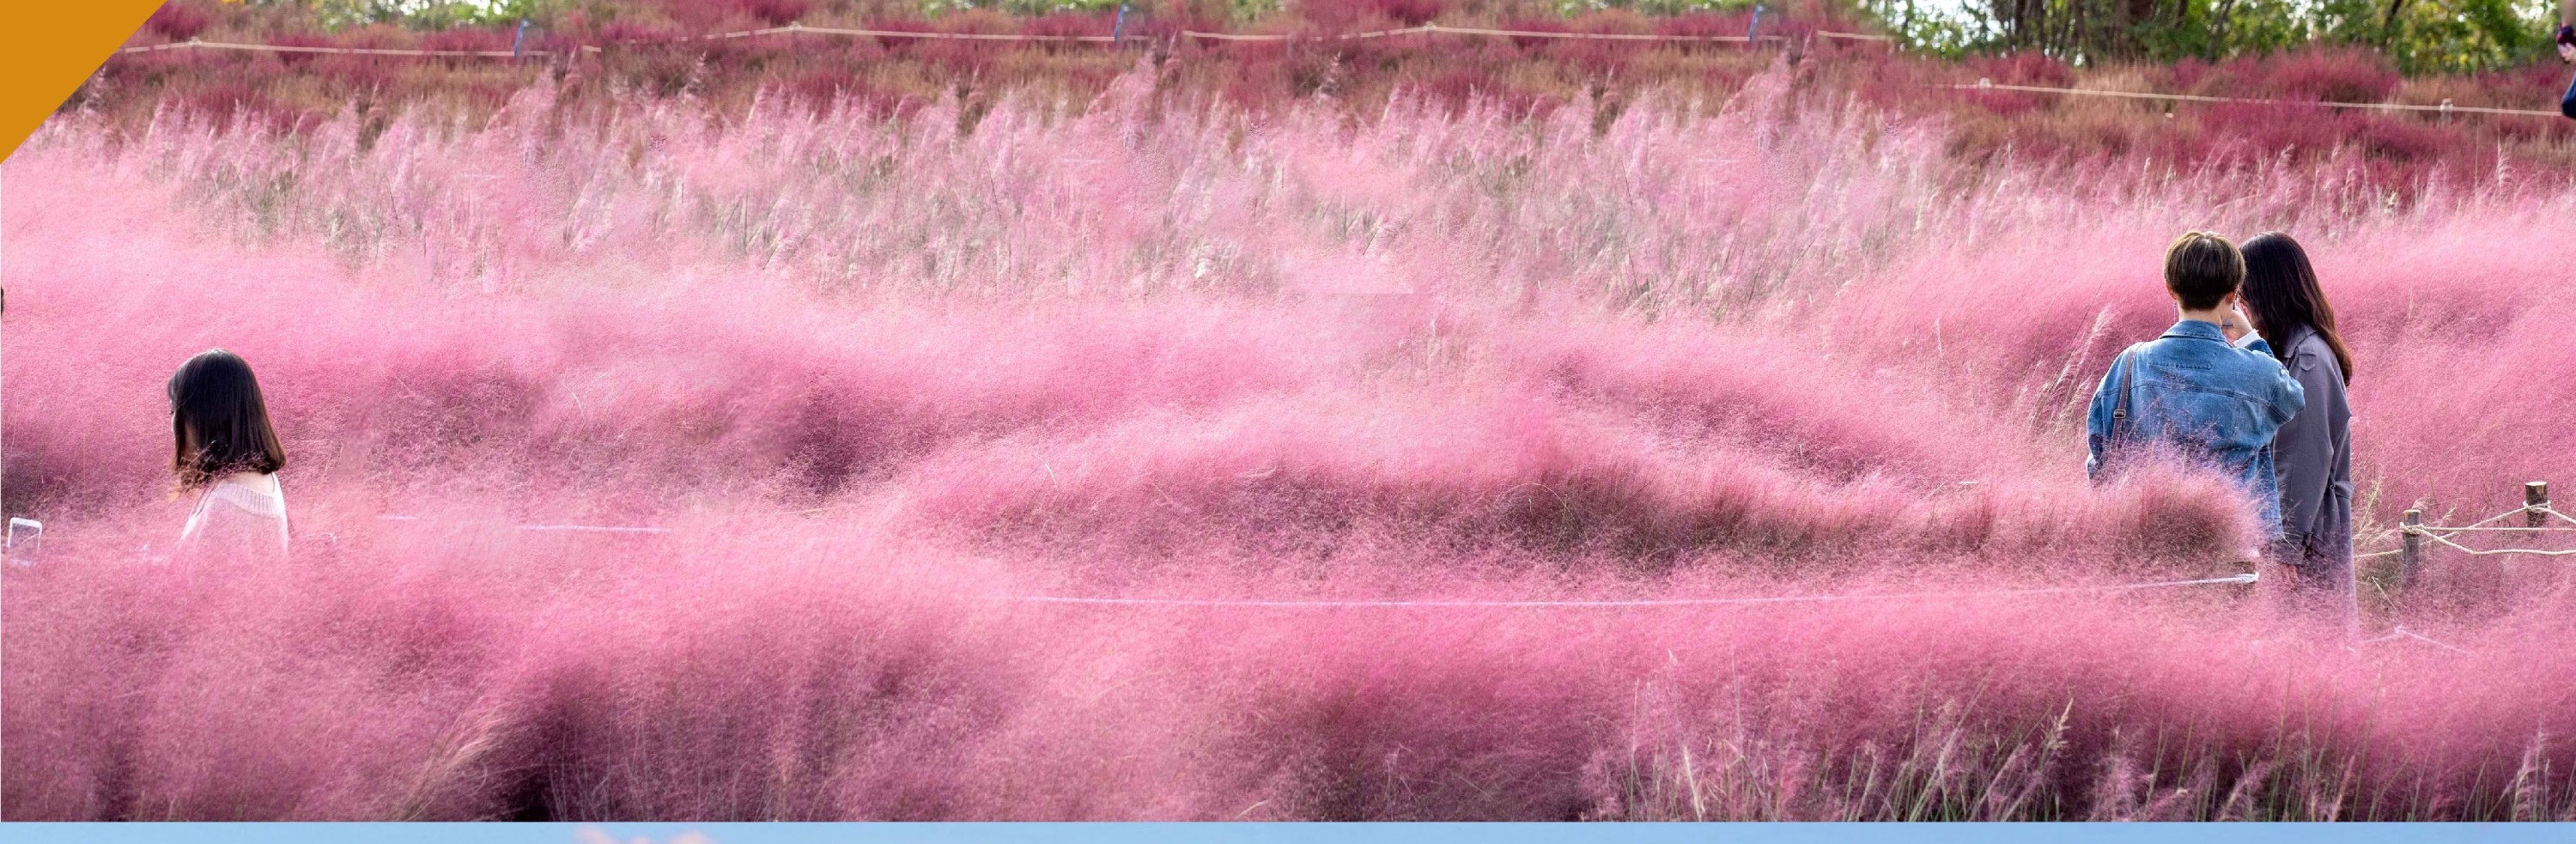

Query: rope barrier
[372,508,2258,608]
[114,25,2559,123]
[1176,30,1297,42]
[1176,23,1829,43]
[2409,529,2576,557]
[2361,625,2471,653]
[516,524,676,534]
[356,507,2263,611]
[1407,23,1772,42]
[378,514,671,534]
[1950,79,2567,118]
[2403,504,2574,533]
[1182,24,1432,41]
[795,22,1115,42]
[121,38,550,58]
[2360,502,2576,560]
[1006,572,2256,609]
[116,21,1896,57]
[2427,506,2534,533]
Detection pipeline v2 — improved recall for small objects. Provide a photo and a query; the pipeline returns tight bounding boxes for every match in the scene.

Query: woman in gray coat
[2239,233,2357,637]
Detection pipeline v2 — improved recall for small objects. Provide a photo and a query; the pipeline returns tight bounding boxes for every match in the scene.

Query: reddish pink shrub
[70,3,2576,189]
[1300,0,1448,30]
[653,0,811,30]
[1969,51,2077,88]
[145,1,212,40]
[2235,47,2400,103]
[1653,11,1755,39]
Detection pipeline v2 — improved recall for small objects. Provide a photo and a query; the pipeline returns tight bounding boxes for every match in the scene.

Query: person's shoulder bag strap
[2096,343,2146,480]
[2110,344,2138,446]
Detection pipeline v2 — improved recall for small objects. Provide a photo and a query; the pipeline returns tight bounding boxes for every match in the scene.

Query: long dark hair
[169,349,287,489]
[2239,232,2354,385]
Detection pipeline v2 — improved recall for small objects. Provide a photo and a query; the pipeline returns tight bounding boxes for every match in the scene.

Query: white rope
[378,514,671,534]
[1007,572,2255,608]
[2412,530,2576,557]
[1180,23,1887,43]
[795,23,1115,42]
[2405,506,2573,535]
[2360,503,2572,561]
[122,38,549,58]
[2394,501,2575,557]
[1949,79,2565,118]
[1417,23,1768,42]
[356,510,2265,610]
[2431,507,2537,534]
[1182,25,1429,42]
[516,524,674,534]
[121,22,1894,56]
[2361,626,2471,653]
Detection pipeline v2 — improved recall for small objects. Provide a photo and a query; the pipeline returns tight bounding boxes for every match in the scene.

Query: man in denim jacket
[2087,232,2307,537]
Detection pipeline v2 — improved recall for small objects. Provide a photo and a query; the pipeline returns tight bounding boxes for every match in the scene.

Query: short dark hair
[169,349,286,488]
[2164,231,2245,311]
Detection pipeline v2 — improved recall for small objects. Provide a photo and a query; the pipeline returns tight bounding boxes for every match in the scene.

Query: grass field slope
[5,1,2576,822]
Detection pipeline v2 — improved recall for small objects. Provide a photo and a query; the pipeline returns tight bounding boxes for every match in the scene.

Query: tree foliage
[1869,0,2561,72]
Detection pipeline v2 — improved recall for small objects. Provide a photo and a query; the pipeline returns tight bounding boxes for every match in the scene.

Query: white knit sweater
[179,471,290,562]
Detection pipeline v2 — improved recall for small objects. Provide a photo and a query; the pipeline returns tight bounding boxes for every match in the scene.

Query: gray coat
[2269,325,2355,628]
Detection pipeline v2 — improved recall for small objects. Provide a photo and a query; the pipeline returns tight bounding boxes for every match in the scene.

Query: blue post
[511,18,528,59]
[1112,4,1128,45]
[1747,3,1764,46]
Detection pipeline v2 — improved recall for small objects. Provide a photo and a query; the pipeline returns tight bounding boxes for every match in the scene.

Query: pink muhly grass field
[4,69,2575,820]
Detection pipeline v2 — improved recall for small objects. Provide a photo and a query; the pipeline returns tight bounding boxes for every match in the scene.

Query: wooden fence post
[2527,481,2549,530]
[2399,508,2423,590]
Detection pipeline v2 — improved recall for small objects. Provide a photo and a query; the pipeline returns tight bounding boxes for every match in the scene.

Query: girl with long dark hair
[2560,14,2574,119]
[169,349,290,562]
[2238,234,2355,636]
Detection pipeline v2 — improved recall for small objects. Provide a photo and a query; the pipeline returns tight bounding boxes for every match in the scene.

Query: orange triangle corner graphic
[0,0,167,164]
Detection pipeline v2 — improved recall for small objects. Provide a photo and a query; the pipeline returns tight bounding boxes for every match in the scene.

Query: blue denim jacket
[2086,319,2307,535]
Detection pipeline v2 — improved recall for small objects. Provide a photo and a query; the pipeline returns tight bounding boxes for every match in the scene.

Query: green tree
[1864,0,2559,72]
[248,0,554,30]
